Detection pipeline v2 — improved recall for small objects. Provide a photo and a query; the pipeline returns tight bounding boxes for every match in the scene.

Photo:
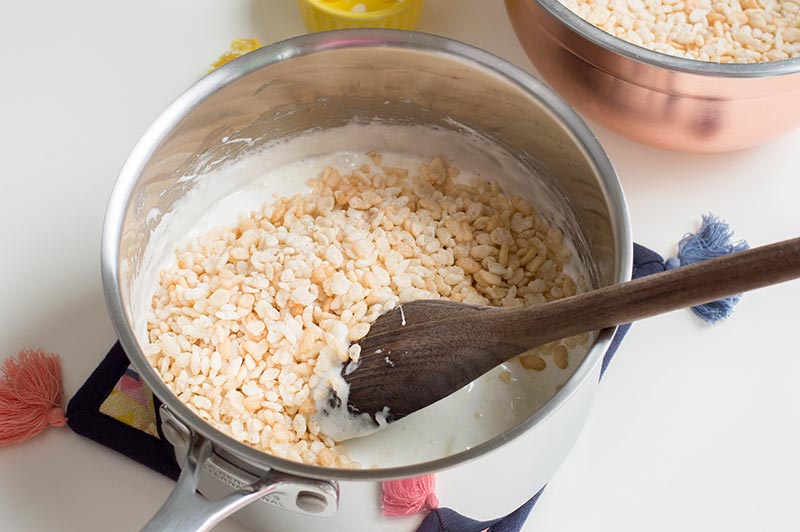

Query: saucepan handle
[142,407,339,531]
[141,436,278,532]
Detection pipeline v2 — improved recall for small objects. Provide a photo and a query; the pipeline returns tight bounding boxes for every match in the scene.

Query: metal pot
[101,30,631,531]
[505,0,800,152]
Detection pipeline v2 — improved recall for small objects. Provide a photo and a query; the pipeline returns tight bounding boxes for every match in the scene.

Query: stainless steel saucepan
[101,29,631,531]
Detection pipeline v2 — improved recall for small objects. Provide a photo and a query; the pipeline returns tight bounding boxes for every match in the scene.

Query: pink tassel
[382,475,439,516]
[0,349,66,446]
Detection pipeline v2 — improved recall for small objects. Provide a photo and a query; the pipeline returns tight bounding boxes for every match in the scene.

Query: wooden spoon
[341,237,800,423]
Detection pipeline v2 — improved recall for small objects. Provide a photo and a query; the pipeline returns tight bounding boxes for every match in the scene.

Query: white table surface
[1,1,799,530]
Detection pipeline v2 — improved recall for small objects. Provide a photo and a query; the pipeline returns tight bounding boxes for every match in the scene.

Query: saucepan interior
[102,29,631,481]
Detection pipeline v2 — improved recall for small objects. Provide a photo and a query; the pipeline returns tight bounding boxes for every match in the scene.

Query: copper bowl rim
[533,0,800,78]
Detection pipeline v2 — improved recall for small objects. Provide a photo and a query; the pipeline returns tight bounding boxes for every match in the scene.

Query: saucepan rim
[101,28,633,481]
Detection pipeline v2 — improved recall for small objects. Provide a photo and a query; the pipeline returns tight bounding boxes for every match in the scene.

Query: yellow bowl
[298,0,423,32]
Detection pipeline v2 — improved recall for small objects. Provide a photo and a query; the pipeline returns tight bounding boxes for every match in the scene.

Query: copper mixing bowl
[505,0,800,152]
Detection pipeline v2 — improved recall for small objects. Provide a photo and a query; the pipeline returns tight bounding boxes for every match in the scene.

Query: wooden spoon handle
[491,237,800,348]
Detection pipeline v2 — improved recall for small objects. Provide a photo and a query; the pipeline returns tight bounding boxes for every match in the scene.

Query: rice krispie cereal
[560,0,800,63]
[144,155,583,467]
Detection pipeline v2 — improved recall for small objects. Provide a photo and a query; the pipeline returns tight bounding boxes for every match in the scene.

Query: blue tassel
[665,214,750,324]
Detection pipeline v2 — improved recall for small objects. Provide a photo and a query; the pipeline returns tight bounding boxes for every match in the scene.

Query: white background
[1,1,798,530]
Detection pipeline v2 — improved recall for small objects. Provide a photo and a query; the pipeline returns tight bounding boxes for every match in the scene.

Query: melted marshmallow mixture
[138,125,593,469]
